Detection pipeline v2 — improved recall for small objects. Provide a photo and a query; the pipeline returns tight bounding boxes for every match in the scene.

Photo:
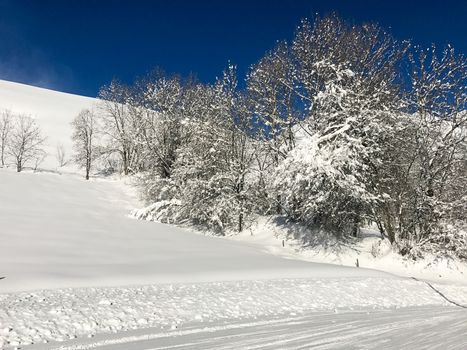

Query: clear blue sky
[0,0,466,97]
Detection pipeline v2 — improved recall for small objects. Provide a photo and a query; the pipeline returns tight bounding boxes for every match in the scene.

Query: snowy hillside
[0,168,390,293]
[0,79,97,169]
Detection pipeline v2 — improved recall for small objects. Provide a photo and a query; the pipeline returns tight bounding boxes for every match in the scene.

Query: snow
[2,279,467,349]
[24,307,467,350]
[1,168,467,348]
[230,217,467,285]
[1,81,467,349]
[0,79,97,169]
[0,168,392,294]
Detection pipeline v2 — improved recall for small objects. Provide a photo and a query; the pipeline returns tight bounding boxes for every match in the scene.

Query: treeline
[73,14,466,259]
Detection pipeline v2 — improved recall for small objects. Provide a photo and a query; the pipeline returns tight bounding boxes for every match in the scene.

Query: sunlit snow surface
[25,307,467,350]
[1,80,467,349]
[1,168,467,349]
[0,169,387,293]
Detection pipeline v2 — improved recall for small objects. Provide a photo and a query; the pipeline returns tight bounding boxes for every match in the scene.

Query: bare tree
[98,80,139,175]
[71,109,98,180]
[0,110,13,167]
[8,114,46,172]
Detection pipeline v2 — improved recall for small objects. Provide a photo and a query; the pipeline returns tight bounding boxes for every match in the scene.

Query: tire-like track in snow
[28,306,467,350]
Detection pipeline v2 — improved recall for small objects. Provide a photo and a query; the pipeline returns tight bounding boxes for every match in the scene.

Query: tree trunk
[85,158,90,180]
[238,209,244,233]
[122,149,129,175]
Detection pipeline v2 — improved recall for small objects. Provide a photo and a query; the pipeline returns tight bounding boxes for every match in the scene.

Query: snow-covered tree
[273,62,400,237]
[246,42,303,214]
[247,42,300,161]
[270,15,409,237]
[135,66,258,233]
[169,68,255,232]
[132,71,185,178]
[383,45,467,255]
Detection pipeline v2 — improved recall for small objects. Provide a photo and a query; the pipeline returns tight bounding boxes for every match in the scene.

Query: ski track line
[36,316,306,350]
[28,307,467,350]
[145,309,467,350]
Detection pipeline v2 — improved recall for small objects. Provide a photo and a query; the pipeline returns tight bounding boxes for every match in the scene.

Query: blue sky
[0,0,466,97]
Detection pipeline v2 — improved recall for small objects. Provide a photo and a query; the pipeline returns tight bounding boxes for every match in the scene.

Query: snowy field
[1,81,467,349]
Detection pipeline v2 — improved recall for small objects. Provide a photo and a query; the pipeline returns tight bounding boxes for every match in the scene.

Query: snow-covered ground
[230,217,467,285]
[1,81,467,349]
[24,307,467,350]
[0,168,389,294]
[1,168,467,349]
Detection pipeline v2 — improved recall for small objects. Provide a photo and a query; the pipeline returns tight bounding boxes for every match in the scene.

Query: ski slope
[0,79,97,169]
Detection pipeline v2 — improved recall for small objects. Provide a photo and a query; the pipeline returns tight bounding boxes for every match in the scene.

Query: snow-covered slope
[0,168,390,293]
[0,79,98,169]
[230,217,467,284]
